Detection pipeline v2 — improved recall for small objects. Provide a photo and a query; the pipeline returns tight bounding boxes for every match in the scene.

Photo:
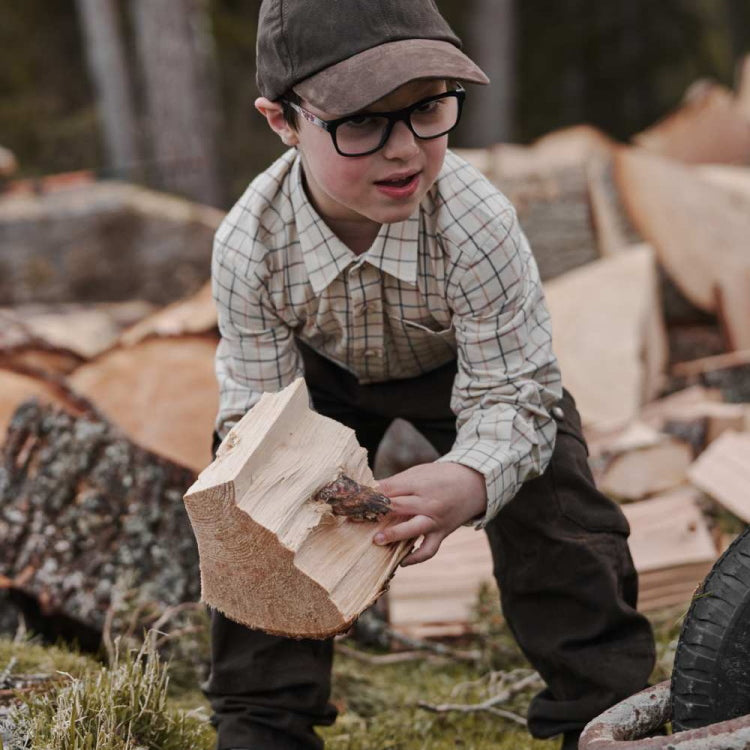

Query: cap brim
[293,39,489,116]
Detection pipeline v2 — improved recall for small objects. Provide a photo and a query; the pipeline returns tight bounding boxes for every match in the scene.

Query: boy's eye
[346,115,378,128]
[414,99,440,114]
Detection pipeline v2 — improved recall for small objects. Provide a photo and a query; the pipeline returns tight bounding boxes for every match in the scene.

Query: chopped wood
[687,430,750,522]
[665,401,750,447]
[119,282,216,346]
[0,366,91,436]
[620,488,717,611]
[456,126,620,280]
[586,421,664,461]
[632,81,750,165]
[639,385,723,428]
[599,438,692,501]
[615,148,750,312]
[670,351,750,403]
[388,525,494,638]
[183,378,410,639]
[671,350,750,378]
[586,153,641,256]
[543,244,668,430]
[0,181,221,306]
[0,401,199,642]
[68,334,219,472]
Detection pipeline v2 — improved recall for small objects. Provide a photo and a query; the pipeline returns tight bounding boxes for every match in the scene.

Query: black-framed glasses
[284,85,465,157]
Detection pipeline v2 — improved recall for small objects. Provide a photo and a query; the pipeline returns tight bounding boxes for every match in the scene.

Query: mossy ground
[0,586,686,750]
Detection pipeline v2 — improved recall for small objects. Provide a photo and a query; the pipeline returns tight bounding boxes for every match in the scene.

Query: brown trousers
[204,344,655,749]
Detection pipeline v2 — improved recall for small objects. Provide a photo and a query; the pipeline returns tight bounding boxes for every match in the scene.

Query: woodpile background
[1,61,750,643]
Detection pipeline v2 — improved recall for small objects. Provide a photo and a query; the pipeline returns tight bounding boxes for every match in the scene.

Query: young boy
[206,1,656,748]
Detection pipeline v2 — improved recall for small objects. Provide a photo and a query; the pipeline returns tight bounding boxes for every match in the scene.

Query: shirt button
[551,406,564,421]
[364,349,381,358]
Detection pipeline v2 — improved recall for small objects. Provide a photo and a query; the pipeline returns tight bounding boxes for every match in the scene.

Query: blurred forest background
[2,0,750,208]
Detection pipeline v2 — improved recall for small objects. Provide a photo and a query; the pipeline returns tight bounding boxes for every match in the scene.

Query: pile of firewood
[1,58,750,641]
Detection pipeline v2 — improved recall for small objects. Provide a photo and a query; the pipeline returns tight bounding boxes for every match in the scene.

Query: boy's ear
[255,97,299,147]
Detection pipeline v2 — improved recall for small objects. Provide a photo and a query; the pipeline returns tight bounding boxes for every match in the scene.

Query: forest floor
[0,584,685,750]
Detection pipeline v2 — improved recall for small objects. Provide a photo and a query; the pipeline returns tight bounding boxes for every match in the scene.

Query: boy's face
[261,79,450,235]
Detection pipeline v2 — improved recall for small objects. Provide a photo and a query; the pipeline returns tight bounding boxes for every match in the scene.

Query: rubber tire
[671,525,750,731]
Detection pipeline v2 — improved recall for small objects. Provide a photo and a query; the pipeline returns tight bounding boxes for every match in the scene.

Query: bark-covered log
[0,401,199,641]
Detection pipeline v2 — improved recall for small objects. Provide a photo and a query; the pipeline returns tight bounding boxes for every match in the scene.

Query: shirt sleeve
[436,207,563,526]
[212,223,302,440]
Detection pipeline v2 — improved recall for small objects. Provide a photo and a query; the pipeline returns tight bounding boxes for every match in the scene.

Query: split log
[598,438,693,502]
[621,487,717,612]
[670,350,750,403]
[68,334,219,471]
[387,525,493,639]
[119,281,216,346]
[456,126,621,280]
[0,401,199,643]
[0,301,153,360]
[543,244,668,430]
[183,378,409,638]
[0,366,91,436]
[632,81,750,165]
[615,148,750,314]
[687,430,750,523]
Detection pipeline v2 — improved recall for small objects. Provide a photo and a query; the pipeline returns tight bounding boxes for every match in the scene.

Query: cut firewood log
[687,430,750,522]
[183,378,410,639]
[387,525,493,638]
[632,81,750,165]
[0,366,91,436]
[664,401,750,448]
[599,438,693,501]
[621,487,717,612]
[68,334,218,472]
[615,148,750,313]
[543,244,668,430]
[586,153,641,256]
[671,350,750,403]
[119,281,216,347]
[0,401,199,643]
[456,126,622,280]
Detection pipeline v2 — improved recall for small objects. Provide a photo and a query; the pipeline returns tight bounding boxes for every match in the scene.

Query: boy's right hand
[373,461,487,566]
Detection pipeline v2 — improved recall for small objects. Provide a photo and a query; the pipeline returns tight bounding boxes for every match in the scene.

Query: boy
[206,1,656,748]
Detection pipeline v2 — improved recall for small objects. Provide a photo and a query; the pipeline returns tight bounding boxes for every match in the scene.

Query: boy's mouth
[374,171,421,198]
[375,171,419,188]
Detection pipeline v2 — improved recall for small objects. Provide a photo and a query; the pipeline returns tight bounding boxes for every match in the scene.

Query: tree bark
[131,0,222,206]
[74,0,141,180]
[0,401,199,642]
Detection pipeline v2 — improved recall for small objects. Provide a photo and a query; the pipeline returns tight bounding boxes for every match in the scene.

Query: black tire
[671,525,750,731]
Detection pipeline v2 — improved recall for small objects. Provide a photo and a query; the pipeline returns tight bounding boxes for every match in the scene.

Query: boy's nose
[382,120,419,160]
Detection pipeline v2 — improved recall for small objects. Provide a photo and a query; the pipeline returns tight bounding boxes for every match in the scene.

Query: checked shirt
[212,148,562,523]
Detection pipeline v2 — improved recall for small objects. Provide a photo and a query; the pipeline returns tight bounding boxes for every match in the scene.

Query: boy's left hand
[373,462,487,566]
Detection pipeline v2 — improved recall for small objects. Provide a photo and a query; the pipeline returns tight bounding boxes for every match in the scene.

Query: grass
[0,588,685,750]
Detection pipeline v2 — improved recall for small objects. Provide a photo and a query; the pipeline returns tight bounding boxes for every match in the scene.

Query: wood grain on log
[183,378,410,639]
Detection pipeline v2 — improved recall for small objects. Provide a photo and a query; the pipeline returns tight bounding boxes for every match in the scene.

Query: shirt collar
[290,155,420,294]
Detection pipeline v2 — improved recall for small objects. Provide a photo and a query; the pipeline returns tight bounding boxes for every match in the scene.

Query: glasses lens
[410,94,460,139]
[336,115,390,156]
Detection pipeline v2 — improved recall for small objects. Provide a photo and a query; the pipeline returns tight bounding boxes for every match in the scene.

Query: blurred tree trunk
[131,0,222,206]
[463,0,516,146]
[74,0,141,179]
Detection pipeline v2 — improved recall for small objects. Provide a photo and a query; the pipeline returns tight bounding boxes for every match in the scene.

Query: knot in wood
[312,474,391,522]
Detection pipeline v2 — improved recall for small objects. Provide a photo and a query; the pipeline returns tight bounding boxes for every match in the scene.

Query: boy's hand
[373,462,487,566]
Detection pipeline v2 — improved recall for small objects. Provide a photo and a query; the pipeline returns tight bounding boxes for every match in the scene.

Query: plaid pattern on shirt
[212,148,562,523]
